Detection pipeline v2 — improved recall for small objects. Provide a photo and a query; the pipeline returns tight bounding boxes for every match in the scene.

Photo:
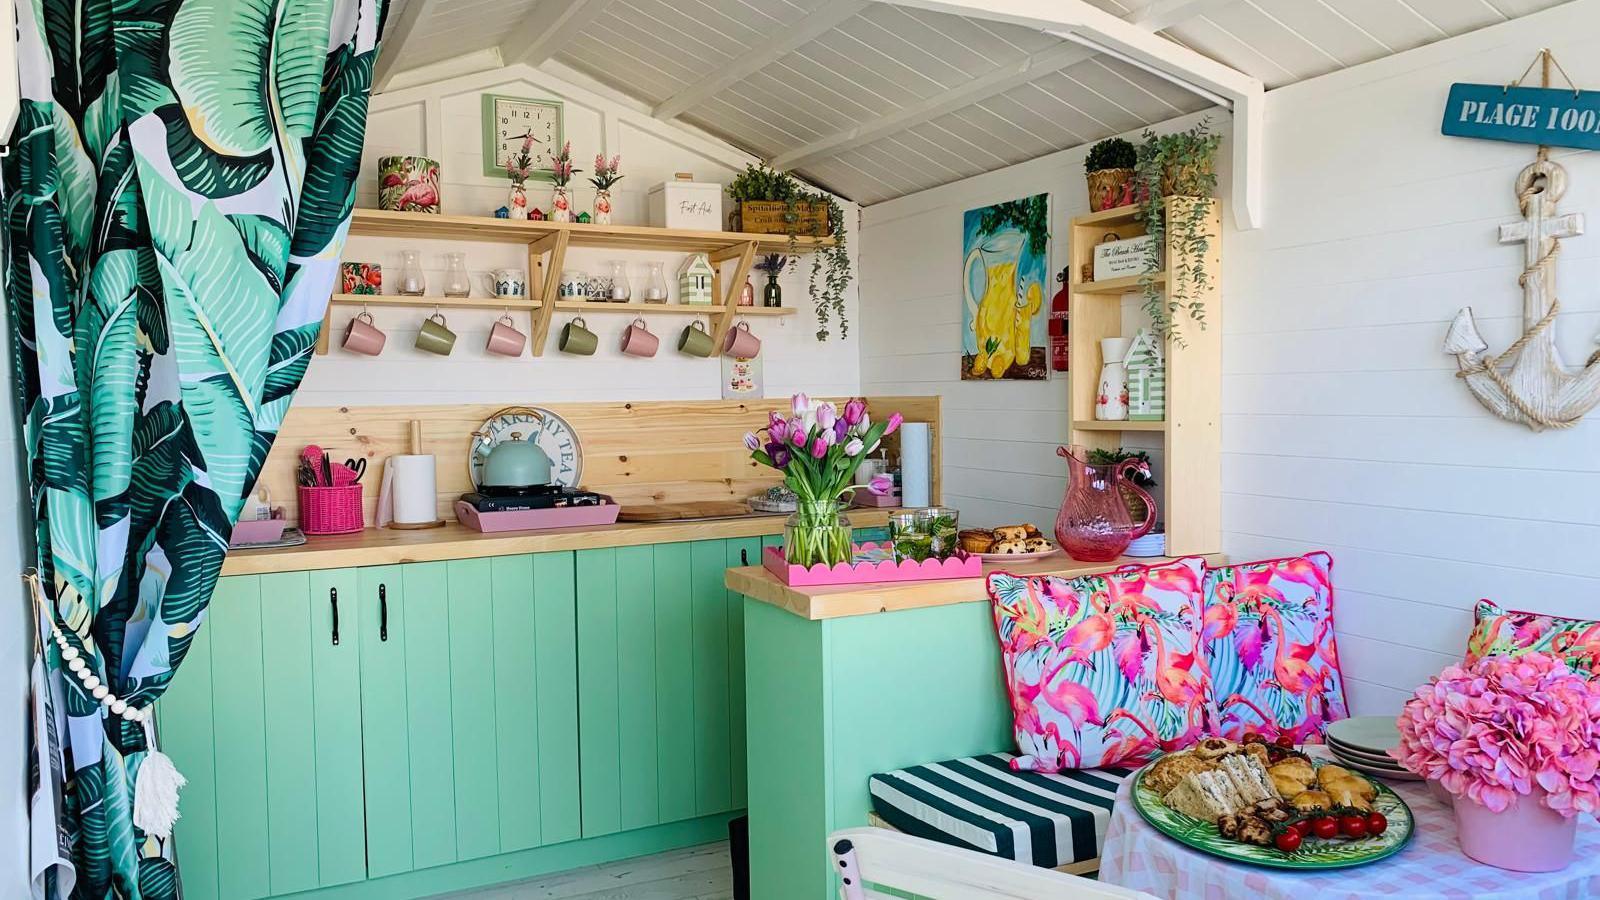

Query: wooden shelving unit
[320,208,828,356]
[1067,199,1221,557]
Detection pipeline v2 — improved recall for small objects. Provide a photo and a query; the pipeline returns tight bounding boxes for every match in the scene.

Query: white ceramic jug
[486,268,527,298]
[1095,336,1132,421]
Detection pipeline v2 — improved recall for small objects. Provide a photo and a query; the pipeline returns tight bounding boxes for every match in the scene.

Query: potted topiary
[1087,448,1157,525]
[1134,120,1221,346]
[727,163,827,235]
[1084,137,1137,212]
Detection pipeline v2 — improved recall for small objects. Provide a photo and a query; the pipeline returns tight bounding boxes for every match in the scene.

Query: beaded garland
[45,612,146,723]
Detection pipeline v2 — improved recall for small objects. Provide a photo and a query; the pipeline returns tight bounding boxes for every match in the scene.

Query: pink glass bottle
[1053,446,1157,562]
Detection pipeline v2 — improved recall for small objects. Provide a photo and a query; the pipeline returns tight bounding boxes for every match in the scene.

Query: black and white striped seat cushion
[867,754,1133,869]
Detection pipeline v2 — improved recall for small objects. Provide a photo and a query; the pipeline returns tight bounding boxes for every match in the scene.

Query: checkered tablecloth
[1100,771,1600,899]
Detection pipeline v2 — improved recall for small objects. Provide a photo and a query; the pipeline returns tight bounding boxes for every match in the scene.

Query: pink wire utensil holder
[299,485,365,535]
[761,542,982,586]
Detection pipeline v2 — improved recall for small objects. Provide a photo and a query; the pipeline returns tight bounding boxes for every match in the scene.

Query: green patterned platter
[1131,761,1414,869]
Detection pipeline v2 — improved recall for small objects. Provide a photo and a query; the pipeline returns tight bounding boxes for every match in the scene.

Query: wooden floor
[428,842,733,900]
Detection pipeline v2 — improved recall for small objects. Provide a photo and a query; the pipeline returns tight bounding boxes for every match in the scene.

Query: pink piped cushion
[1466,599,1600,678]
[1200,551,1348,743]
[987,557,1214,773]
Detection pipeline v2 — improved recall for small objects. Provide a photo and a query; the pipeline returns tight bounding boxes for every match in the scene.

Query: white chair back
[829,828,1158,900]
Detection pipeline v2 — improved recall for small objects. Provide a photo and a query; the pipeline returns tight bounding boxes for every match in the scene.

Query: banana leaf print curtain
[4,0,386,895]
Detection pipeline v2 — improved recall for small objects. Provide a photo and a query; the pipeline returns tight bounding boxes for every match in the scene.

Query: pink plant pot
[1453,789,1577,872]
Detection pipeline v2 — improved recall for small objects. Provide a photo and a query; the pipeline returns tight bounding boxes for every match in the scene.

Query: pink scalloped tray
[761,542,983,586]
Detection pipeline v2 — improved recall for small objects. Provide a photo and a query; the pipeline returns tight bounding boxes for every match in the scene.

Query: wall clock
[481,94,564,179]
[468,406,583,489]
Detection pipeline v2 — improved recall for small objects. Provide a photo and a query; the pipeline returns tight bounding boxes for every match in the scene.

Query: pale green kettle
[482,432,553,487]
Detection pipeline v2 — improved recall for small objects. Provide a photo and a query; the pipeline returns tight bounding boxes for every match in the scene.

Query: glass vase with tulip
[745,394,901,568]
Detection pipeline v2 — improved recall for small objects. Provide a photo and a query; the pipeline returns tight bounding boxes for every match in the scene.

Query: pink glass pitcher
[1054,446,1157,562]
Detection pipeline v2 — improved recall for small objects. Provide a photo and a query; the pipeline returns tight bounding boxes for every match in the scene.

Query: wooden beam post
[529,230,570,356]
[712,241,758,349]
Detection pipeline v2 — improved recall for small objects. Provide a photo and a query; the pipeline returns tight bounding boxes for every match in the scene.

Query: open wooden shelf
[1072,419,1167,432]
[329,294,796,317]
[347,208,830,253]
[326,208,817,356]
[1071,271,1166,296]
[1070,202,1146,228]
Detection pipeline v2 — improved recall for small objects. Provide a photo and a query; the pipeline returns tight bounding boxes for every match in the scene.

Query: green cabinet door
[358,564,414,878]
[575,540,746,839]
[158,572,366,900]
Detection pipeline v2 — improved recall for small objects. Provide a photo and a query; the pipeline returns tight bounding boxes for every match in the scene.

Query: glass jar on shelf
[607,260,631,302]
[398,249,426,296]
[643,261,669,303]
[441,252,470,298]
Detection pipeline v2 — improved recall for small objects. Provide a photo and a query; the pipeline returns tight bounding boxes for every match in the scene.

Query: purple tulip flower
[771,446,791,468]
[886,412,904,435]
[843,398,866,426]
[833,418,849,442]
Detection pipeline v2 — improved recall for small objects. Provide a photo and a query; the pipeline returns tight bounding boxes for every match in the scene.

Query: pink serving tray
[455,500,621,533]
[761,542,982,587]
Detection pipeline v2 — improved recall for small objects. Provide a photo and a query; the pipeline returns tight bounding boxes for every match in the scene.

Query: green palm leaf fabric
[4,0,387,895]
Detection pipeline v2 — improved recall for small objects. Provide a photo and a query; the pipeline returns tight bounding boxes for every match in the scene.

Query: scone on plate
[992,525,1028,542]
[1289,789,1332,812]
[991,539,1027,554]
[1023,537,1053,553]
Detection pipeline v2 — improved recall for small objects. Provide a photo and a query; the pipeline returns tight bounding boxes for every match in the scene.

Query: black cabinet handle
[329,587,340,646]
[379,584,388,642]
[741,547,748,565]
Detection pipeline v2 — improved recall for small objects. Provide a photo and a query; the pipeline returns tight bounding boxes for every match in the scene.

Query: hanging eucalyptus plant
[1134,119,1221,346]
[728,163,852,340]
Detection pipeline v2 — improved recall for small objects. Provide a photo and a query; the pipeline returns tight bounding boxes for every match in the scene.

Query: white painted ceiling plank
[863,4,1035,77]
[762,59,887,118]
[1398,0,1507,32]
[653,0,869,120]
[740,68,868,133]
[1042,67,1145,129]
[1064,56,1184,120]
[911,119,1013,167]
[374,0,444,91]
[937,107,1051,159]
[501,0,617,68]
[777,49,908,113]
[812,29,951,98]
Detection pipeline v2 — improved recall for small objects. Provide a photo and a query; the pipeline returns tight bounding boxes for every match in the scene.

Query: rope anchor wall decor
[1442,50,1600,431]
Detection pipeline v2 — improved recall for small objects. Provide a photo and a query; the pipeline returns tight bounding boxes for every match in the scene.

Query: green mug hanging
[560,317,598,355]
[678,320,715,357]
[415,312,457,355]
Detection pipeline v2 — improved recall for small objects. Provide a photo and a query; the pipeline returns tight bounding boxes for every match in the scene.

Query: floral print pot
[593,188,613,225]
[551,185,573,223]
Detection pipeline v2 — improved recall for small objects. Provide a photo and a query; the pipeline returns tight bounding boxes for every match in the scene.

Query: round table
[1099,772,1600,899]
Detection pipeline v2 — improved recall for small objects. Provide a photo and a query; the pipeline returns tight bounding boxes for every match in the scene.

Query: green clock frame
[481,93,564,180]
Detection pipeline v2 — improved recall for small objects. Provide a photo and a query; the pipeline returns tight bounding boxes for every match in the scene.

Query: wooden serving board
[617,501,753,522]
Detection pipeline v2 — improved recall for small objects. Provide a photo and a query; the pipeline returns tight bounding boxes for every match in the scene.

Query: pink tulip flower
[844,438,864,456]
[792,392,811,417]
[810,436,827,459]
[769,418,789,444]
[790,427,807,448]
[868,473,893,495]
[816,402,837,431]
[844,398,866,426]
[886,412,904,435]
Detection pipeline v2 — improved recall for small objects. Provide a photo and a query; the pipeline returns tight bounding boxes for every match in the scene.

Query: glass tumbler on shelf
[607,260,631,302]
[441,252,470,298]
[398,249,426,296]
[643,261,669,303]
[918,507,960,560]
[785,499,853,568]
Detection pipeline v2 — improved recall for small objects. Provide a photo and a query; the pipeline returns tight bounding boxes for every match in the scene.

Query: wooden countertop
[725,552,1228,620]
[220,508,900,576]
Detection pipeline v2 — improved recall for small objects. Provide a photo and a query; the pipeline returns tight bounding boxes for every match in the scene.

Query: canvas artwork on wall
[961,194,1050,380]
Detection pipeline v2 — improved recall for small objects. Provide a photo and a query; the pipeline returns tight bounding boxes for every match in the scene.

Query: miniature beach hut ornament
[1125,327,1166,421]
[679,253,716,305]
[1441,52,1600,432]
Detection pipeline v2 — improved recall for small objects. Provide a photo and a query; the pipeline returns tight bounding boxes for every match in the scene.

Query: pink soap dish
[761,542,982,587]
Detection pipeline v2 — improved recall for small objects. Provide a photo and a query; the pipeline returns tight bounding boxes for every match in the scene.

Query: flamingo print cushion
[1466,600,1600,677]
[987,557,1214,773]
[1200,552,1348,743]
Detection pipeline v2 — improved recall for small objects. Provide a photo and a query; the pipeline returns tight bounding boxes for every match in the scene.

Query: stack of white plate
[1324,717,1421,781]
[1125,531,1166,558]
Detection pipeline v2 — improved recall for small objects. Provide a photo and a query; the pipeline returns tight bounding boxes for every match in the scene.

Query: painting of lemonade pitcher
[961,193,1050,380]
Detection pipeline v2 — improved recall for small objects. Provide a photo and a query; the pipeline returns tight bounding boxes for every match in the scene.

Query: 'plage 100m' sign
[1442,83,1600,151]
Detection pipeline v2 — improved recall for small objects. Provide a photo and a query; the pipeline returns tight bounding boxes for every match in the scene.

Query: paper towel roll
[389,454,438,524]
[898,422,931,508]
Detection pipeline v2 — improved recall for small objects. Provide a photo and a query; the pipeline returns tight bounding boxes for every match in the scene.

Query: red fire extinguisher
[1049,266,1070,372]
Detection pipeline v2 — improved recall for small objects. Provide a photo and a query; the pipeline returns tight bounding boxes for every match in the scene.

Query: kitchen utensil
[468,407,583,490]
[302,445,328,485]
[616,501,752,522]
[481,432,554,488]
[416,312,457,355]
[620,318,659,357]
[342,310,386,355]
[722,320,761,358]
[323,451,333,486]
[486,315,527,356]
[677,320,714,357]
[486,268,527,298]
[559,317,597,355]
[343,457,368,484]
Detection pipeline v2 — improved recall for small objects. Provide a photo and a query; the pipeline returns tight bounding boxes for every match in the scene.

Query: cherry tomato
[1366,812,1388,836]
[1275,735,1296,749]
[1241,731,1262,744]
[1310,816,1339,840]
[1339,815,1369,839]
[1274,828,1303,853]
[1291,820,1312,838]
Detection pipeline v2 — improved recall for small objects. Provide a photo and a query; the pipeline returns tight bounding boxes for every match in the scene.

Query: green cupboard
[158,539,756,900]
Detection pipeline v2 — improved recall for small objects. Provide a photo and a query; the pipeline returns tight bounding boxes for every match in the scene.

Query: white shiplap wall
[1222,1,1600,715]
[858,109,1224,527]
[298,62,862,408]
[860,0,1600,717]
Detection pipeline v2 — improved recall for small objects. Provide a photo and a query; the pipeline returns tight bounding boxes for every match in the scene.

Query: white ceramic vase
[507,183,529,220]
[1096,337,1132,421]
[593,188,613,225]
[551,185,573,223]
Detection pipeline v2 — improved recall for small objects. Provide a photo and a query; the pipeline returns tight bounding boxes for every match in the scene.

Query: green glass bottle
[762,273,782,308]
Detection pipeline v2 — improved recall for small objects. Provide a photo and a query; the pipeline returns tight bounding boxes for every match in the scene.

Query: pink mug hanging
[722,321,761,358]
[342,310,386,356]
[621,318,659,357]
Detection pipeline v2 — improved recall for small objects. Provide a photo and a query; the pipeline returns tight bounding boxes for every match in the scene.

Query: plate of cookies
[1130,734,1413,869]
[960,523,1060,560]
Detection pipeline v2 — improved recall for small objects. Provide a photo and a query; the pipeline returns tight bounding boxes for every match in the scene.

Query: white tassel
[133,717,186,839]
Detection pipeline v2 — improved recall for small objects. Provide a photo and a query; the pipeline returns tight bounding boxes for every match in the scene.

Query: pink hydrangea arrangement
[1391,651,1600,817]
